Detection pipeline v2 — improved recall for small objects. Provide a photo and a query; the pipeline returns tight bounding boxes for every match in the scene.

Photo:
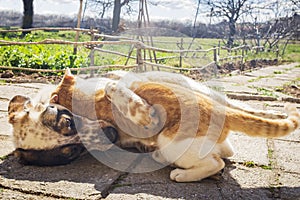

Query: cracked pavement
[0,63,299,199]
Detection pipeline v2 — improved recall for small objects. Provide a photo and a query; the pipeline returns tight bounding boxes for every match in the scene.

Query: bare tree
[21,0,34,36]
[87,0,136,33]
[203,0,255,47]
[88,0,114,18]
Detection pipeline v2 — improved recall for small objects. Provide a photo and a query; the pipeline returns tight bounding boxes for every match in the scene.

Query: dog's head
[8,95,118,166]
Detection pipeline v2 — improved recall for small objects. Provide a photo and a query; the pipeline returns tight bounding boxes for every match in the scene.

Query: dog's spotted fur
[8,95,118,165]
[9,69,300,182]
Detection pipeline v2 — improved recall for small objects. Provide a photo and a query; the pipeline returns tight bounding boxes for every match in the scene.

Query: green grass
[282,42,300,62]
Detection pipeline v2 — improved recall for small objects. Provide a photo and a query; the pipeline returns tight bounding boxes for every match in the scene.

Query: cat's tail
[227,103,300,138]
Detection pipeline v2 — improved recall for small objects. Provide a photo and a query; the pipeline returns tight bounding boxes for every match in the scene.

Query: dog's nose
[46,105,57,114]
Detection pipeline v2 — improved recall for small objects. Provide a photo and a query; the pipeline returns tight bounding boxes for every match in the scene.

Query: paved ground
[0,63,299,200]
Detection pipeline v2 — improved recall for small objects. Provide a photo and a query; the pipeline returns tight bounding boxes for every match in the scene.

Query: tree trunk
[22,0,34,36]
[227,18,236,47]
[112,0,121,33]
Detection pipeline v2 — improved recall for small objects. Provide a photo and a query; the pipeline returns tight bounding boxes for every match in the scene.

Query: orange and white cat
[49,69,299,182]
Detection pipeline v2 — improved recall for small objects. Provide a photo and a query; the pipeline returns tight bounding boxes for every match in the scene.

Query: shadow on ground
[1,152,299,199]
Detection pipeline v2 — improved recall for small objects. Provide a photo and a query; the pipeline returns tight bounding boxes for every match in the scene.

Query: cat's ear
[50,94,59,103]
[63,68,74,81]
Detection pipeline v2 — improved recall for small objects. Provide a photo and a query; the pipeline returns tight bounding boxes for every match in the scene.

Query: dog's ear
[8,95,32,124]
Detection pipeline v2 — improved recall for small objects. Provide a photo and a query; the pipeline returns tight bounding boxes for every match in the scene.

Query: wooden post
[213,45,218,64]
[136,46,143,72]
[242,46,245,64]
[218,40,221,56]
[276,44,279,59]
[89,27,95,77]
[241,45,245,71]
[179,38,183,68]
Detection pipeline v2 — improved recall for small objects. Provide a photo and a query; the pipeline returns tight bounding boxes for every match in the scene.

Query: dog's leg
[105,81,159,129]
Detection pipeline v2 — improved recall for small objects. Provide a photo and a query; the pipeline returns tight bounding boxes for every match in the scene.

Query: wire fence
[0,27,281,75]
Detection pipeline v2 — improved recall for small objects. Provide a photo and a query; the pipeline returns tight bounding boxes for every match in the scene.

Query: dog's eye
[65,118,72,127]
[35,103,45,112]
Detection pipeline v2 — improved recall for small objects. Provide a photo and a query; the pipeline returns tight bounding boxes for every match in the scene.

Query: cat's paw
[170,168,188,182]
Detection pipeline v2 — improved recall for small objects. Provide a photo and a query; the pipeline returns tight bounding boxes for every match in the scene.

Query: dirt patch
[189,59,279,80]
[220,59,279,74]
[0,70,62,84]
[281,85,300,98]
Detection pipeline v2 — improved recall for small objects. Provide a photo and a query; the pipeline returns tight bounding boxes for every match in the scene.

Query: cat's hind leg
[170,154,225,182]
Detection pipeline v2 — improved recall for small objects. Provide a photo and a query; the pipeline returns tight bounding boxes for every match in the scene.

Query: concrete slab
[0,188,59,200]
[106,182,222,200]
[249,78,288,89]
[228,132,269,166]
[273,140,300,174]
[0,84,40,100]
[244,63,299,77]
[0,135,14,157]
[276,129,300,142]
[0,112,11,136]
[107,167,222,200]
[0,154,122,200]
[218,163,274,200]
[0,98,9,111]
[279,172,300,199]
[207,80,258,94]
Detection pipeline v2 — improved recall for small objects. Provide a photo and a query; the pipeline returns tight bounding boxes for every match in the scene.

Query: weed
[209,85,225,92]
[268,149,274,158]
[263,103,270,108]
[243,161,256,168]
[275,86,284,92]
[0,80,6,85]
[255,87,278,97]
[0,155,8,160]
[248,75,274,83]
[273,70,283,74]
[231,83,244,86]
[261,165,272,170]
